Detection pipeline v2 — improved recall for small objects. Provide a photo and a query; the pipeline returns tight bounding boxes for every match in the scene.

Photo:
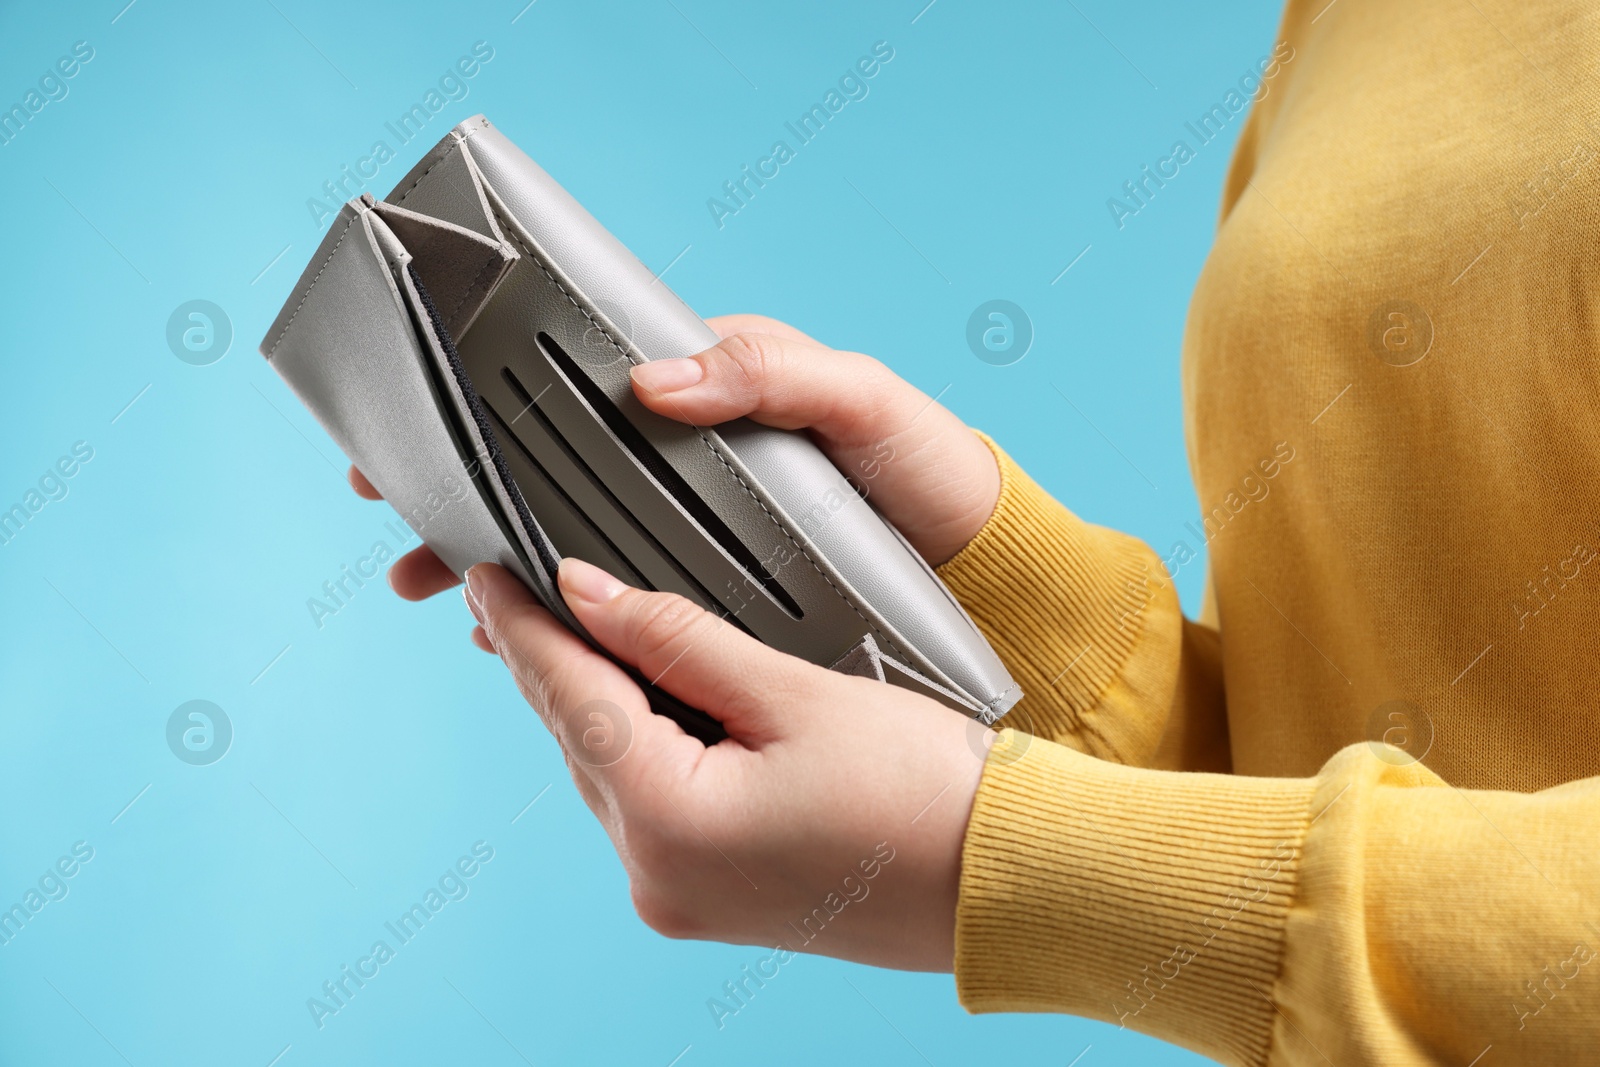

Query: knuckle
[540,644,601,710]
[499,639,563,715]
[496,635,552,710]
[715,332,781,392]
[855,354,903,404]
[853,351,890,379]
[628,593,708,662]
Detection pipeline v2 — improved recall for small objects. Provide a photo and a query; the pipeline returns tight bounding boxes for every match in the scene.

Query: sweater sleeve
[936,434,1229,773]
[940,438,1600,1065]
[956,736,1600,1066]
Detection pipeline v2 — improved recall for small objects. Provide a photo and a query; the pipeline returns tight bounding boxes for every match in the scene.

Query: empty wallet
[259,114,1020,742]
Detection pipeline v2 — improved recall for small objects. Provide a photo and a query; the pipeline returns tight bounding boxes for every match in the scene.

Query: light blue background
[0,1,1281,1063]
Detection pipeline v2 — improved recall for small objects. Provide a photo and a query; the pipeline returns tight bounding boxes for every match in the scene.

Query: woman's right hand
[631,314,1000,567]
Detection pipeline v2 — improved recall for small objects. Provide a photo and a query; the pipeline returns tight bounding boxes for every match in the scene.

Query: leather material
[260,200,536,590]
[260,115,1019,729]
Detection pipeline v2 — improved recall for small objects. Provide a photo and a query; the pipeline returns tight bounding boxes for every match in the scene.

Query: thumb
[555,556,826,742]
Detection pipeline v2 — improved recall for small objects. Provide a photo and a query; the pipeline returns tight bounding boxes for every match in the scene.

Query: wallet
[259,115,1020,742]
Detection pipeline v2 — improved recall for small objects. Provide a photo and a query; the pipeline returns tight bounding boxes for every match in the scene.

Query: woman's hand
[464,556,989,971]
[631,314,999,567]
[346,315,1004,967]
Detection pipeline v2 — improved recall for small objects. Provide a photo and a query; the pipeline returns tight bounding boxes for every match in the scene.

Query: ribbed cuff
[937,433,1183,764]
[957,732,1318,1067]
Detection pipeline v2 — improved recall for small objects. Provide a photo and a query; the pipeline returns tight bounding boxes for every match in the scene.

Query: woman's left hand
[462,556,990,971]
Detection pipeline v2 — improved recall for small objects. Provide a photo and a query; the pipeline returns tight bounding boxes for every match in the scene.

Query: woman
[352,1,1600,1061]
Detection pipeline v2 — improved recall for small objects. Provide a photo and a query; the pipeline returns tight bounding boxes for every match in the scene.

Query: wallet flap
[385,116,505,243]
[263,198,730,744]
[260,201,538,591]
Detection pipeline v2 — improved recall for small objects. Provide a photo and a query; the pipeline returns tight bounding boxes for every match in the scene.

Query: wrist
[882,720,993,972]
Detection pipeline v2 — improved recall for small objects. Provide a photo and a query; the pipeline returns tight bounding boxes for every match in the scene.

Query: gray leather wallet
[259,115,1019,741]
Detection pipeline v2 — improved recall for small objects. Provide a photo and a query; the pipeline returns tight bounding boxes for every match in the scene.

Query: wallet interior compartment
[450,252,860,655]
[395,251,730,744]
[481,370,739,621]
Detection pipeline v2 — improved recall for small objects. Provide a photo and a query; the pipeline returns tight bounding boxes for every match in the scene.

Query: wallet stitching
[488,207,913,665]
[986,683,1020,717]
[443,251,505,335]
[266,116,484,359]
[393,116,487,208]
[264,215,358,358]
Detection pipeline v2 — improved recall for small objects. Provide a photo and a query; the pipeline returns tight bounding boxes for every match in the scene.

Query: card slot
[495,372,758,636]
[482,401,653,592]
[398,262,551,582]
[534,332,805,621]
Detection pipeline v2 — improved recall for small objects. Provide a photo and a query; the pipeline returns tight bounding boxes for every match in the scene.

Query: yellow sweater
[939,1,1600,1063]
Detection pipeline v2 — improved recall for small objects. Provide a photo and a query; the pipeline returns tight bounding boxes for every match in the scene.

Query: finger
[629,331,952,451]
[704,313,821,346]
[348,465,383,500]
[461,580,613,829]
[387,545,461,601]
[470,624,495,653]
[467,563,699,779]
[631,330,998,565]
[562,748,608,816]
[556,556,838,743]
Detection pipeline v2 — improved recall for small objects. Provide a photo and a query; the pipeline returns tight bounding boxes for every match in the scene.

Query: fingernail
[463,566,487,623]
[558,557,625,604]
[631,357,703,394]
